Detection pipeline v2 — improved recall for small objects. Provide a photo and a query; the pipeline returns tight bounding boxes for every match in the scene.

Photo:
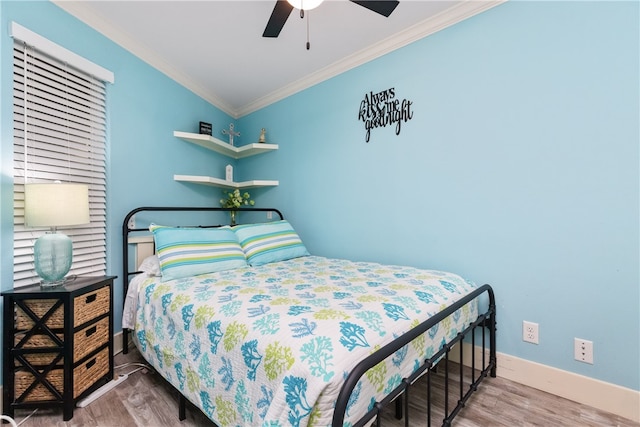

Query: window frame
[11,22,113,288]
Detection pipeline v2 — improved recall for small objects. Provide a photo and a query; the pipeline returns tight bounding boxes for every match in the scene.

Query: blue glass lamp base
[34,232,73,288]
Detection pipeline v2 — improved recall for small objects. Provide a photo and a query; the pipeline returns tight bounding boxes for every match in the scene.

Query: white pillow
[138,255,161,277]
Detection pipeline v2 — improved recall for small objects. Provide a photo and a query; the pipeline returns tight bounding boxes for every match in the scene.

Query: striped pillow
[150,225,248,281]
[233,220,310,266]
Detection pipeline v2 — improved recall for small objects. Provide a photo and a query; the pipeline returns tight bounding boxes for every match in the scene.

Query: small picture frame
[199,121,212,135]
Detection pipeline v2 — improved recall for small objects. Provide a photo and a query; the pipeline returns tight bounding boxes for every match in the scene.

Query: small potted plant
[220,189,254,225]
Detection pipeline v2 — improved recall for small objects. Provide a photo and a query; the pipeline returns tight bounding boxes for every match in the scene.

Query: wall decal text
[358,87,414,143]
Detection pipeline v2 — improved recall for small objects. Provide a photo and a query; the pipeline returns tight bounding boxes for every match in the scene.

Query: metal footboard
[333,284,497,427]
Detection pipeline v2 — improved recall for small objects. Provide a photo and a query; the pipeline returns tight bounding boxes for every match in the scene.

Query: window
[11,23,114,288]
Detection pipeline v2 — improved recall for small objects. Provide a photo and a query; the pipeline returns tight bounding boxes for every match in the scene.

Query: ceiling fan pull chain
[306,10,311,50]
[299,0,310,49]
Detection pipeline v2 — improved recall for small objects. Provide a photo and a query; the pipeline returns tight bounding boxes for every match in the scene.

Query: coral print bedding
[132,256,478,427]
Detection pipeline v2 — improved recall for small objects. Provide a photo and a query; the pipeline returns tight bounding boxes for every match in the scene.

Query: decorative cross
[222,123,240,146]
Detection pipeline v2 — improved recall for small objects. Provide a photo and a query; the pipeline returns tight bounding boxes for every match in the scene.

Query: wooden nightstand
[2,276,115,421]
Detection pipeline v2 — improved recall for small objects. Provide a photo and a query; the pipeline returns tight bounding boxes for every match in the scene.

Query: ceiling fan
[263,0,400,39]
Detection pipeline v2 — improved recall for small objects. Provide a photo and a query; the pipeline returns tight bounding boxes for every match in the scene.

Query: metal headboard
[121,206,284,353]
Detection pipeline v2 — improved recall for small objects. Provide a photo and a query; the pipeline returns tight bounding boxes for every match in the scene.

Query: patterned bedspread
[133,256,478,427]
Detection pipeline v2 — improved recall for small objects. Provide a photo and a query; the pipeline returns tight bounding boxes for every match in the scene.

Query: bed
[121,207,496,427]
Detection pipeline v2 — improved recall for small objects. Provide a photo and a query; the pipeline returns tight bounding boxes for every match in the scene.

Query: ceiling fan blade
[263,1,294,38]
[350,1,399,17]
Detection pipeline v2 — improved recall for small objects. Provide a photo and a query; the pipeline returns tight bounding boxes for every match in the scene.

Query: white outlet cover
[523,321,539,344]
[574,338,594,364]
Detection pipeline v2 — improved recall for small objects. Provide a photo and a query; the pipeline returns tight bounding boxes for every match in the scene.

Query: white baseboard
[113,330,124,356]
[451,342,640,423]
[4,337,637,423]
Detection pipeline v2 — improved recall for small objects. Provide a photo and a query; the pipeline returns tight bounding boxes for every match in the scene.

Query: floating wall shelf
[173,131,278,159]
[173,175,279,190]
[173,130,279,190]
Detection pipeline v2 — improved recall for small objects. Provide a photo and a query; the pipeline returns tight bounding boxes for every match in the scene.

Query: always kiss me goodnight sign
[357,87,414,143]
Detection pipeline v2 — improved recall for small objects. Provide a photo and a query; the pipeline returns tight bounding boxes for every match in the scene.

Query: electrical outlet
[266,211,272,220]
[574,338,594,364]
[127,215,135,230]
[522,321,539,344]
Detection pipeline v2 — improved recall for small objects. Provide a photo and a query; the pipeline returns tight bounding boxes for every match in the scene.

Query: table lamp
[24,182,90,287]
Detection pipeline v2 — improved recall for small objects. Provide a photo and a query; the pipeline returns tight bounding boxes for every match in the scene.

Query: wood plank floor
[12,348,638,427]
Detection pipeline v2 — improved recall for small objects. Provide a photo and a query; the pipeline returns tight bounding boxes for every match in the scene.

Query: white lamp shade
[25,183,90,227]
[287,0,324,10]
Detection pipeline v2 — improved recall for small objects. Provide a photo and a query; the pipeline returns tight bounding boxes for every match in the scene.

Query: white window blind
[12,26,112,288]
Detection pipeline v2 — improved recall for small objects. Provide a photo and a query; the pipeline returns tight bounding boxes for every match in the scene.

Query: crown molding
[236,0,506,117]
[53,0,505,119]
[51,0,237,118]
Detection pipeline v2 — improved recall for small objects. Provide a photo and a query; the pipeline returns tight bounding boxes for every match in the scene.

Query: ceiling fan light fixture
[287,0,324,11]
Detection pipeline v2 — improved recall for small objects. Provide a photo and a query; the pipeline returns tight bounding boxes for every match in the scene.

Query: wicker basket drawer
[73,286,110,327]
[14,332,64,366]
[15,368,64,402]
[73,346,109,398]
[74,317,109,363]
[14,332,64,348]
[15,300,64,330]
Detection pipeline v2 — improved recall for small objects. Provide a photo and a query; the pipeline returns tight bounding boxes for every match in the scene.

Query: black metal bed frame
[121,206,497,427]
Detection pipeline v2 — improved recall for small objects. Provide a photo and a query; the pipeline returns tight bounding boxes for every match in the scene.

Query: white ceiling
[54,0,502,118]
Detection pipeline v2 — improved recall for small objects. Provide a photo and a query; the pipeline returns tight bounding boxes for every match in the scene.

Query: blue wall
[0,1,235,346]
[0,0,638,393]
[240,1,640,391]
